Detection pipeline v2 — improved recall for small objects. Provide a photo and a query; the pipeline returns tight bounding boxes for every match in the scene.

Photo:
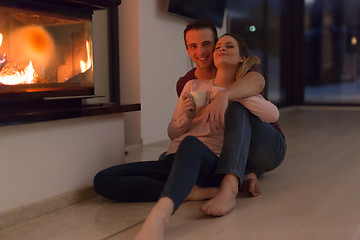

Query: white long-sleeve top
[167,79,279,157]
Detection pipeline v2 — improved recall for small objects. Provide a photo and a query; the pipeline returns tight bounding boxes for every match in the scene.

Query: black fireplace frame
[0,0,140,126]
[0,0,122,18]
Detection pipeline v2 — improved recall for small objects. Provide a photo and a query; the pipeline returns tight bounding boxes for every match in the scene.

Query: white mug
[190,91,209,107]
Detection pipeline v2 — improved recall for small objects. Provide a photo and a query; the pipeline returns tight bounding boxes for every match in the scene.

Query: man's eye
[189,44,197,49]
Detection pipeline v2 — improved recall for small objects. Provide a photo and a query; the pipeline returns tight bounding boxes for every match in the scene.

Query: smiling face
[185,28,215,70]
[213,35,245,69]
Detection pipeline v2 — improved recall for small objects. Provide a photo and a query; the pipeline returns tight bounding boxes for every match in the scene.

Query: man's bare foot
[186,185,220,201]
[135,197,173,240]
[200,174,238,216]
[240,172,261,197]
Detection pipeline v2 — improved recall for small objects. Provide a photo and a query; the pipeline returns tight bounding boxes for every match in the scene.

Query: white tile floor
[2,106,360,240]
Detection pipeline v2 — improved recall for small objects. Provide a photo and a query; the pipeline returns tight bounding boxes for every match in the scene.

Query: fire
[10,26,55,69]
[0,33,4,65]
[0,61,38,85]
[80,40,92,73]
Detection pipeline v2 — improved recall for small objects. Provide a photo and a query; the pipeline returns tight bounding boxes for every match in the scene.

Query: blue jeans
[160,136,219,211]
[93,102,286,212]
[215,101,286,184]
[94,136,219,212]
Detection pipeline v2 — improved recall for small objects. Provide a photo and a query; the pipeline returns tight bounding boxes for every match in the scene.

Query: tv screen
[168,0,227,27]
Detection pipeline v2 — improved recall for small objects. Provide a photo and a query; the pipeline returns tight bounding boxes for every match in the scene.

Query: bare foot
[240,173,261,197]
[186,185,220,201]
[200,174,238,216]
[135,198,173,240]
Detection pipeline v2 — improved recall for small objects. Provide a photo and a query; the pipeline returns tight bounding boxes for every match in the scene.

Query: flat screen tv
[168,0,227,27]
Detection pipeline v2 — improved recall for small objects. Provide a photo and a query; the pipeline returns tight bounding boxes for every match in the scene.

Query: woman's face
[213,35,245,68]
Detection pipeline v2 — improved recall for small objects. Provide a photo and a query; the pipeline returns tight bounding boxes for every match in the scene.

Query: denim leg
[161,136,219,212]
[93,154,175,201]
[215,101,286,184]
[246,120,286,177]
[215,102,252,184]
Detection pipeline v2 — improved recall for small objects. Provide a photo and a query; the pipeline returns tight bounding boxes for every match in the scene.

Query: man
[178,19,266,216]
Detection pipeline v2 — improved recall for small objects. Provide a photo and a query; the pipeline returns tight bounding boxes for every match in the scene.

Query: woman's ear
[239,56,246,63]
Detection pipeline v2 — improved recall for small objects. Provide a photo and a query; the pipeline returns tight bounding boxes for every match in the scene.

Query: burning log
[65,68,93,86]
[0,60,46,85]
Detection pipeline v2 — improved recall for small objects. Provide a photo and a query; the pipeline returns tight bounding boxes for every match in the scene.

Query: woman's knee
[176,136,204,163]
[179,135,201,148]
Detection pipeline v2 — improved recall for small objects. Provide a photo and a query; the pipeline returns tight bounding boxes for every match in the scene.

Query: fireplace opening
[0,5,94,103]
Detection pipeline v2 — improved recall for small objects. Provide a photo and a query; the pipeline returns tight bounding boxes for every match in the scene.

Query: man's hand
[182,92,196,119]
[201,90,230,131]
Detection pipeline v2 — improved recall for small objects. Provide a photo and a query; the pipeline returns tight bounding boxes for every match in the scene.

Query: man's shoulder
[176,68,196,96]
[249,64,261,74]
[179,68,196,81]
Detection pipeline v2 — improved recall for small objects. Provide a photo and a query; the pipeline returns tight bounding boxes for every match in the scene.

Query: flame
[0,33,3,47]
[0,61,38,85]
[80,40,92,73]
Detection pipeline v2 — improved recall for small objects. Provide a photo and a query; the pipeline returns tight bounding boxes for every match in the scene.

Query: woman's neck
[213,67,237,88]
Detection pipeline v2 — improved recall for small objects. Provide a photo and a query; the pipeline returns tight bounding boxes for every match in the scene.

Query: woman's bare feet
[186,185,220,201]
[135,197,173,240]
[240,172,261,197]
[200,174,238,216]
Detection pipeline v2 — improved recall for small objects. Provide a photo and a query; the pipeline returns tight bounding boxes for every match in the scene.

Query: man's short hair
[183,19,218,48]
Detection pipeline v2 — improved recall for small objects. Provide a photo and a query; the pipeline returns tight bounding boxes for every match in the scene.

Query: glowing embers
[0,31,38,85]
[0,61,38,85]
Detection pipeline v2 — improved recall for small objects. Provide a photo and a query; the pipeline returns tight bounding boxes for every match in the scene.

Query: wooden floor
[1,106,360,240]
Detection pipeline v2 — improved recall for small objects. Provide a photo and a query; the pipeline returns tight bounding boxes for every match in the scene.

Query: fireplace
[0,0,140,125]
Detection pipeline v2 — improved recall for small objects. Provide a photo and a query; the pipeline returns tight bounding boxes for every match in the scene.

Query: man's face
[185,28,215,70]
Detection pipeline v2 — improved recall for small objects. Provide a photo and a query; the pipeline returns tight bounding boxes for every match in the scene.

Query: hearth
[0,0,140,125]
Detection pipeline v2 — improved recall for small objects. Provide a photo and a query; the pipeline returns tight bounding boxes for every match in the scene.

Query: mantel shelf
[0,103,140,127]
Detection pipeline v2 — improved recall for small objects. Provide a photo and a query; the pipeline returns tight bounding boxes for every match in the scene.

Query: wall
[118,0,141,145]
[119,0,227,145]
[0,10,125,214]
[0,115,124,213]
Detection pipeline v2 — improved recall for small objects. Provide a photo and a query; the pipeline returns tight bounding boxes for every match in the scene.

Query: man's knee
[226,101,247,115]
[225,101,251,122]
